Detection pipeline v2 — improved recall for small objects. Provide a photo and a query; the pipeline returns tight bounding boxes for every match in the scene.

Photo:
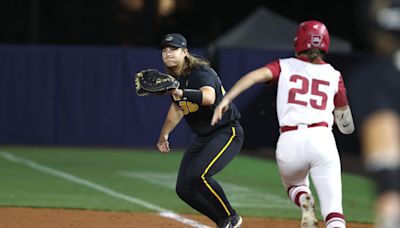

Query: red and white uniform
[268,56,348,127]
[267,56,348,227]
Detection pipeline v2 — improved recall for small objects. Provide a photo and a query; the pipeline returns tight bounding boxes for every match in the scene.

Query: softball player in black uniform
[156,33,243,228]
[346,1,400,226]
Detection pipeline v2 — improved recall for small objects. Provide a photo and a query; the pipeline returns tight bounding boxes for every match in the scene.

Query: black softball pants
[175,122,244,224]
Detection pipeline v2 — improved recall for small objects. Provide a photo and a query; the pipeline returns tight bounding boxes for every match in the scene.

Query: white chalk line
[0,151,210,228]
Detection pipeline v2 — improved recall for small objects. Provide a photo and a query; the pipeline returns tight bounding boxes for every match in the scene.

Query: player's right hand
[211,98,230,126]
[157,135,170,153]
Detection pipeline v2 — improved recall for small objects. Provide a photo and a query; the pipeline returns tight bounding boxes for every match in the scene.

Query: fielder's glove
[134,69,180,96]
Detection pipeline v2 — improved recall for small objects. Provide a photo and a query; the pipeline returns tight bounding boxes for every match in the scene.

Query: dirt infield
[0,207,373,228]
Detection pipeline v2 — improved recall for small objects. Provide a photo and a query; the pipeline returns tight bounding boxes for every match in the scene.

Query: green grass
[0,146,374,223]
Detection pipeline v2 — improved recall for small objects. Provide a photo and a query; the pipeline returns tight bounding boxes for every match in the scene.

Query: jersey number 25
[288,75,329,110]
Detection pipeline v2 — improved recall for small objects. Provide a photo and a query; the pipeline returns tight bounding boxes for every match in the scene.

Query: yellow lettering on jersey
[178,101,189,115]
[187,102,199,113]
[178,101,199,115]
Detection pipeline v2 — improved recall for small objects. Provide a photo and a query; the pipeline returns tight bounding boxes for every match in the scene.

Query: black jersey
[173,65,241,136]
[346,54,400,126]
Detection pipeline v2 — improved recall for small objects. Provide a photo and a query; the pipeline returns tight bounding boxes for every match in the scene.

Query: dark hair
[299,49,325,62]
[182,53,210,75]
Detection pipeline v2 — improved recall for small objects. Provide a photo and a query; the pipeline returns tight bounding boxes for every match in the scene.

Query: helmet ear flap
[294,20,330,54]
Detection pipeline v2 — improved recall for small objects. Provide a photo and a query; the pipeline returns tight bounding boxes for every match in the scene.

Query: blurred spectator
[117,0,158,46]
[349,0,400,227]
[116,0,197,46]
[155,0,194,43]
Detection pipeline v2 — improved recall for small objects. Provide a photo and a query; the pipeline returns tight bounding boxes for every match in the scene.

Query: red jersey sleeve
[265,60,280,84]
[334,75,349,107]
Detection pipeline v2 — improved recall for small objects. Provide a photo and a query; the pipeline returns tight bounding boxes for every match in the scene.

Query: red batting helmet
[294,20,330,53]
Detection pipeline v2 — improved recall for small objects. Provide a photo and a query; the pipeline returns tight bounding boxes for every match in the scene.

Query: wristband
[183,89,203,104]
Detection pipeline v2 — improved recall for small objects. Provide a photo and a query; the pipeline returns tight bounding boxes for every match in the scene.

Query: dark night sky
[0,0,367,50]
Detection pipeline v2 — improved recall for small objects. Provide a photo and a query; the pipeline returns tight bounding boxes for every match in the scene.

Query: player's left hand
[134,69,180,96]
[211,98,230,126]
[170,88,183,100]
[157,134,170,153]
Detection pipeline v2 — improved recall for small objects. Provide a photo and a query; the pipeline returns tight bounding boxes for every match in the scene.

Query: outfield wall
[0,45,361,153]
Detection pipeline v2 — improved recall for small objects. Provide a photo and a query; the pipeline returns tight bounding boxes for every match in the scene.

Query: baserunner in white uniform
[211,20,354,228]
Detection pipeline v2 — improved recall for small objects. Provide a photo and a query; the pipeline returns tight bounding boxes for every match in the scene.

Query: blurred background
[0,0,368,49]
[0,0,396,168]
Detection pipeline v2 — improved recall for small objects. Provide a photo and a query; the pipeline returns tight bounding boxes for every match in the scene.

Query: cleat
[231,214,242,228]
[300,194,318,228]
[218,214,242,228]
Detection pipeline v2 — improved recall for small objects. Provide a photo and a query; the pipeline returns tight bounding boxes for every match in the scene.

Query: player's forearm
[223,79,252,103]
[224,67,272,103]
[334,105,355,134]
[160,104,183,136]
[223,76,256,102]
[172,87,215,106]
